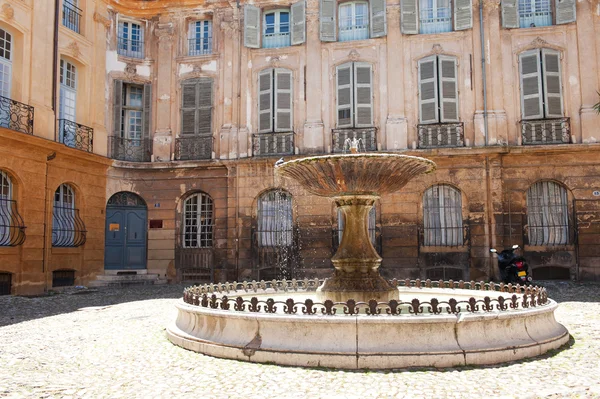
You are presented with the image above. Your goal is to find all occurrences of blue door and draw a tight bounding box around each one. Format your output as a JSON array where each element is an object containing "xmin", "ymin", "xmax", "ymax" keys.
[{"xmin": 105, "ymin": 206, "xmax": 147, "ymax": 270}]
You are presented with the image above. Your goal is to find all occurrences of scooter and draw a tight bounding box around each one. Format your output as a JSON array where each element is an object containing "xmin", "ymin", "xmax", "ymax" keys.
[{"xmin": 490, "ymin": 244, "xmax": 532, "ymax": 284}]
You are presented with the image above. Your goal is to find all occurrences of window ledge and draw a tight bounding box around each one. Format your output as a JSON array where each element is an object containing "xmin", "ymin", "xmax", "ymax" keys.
[
  {"xmin": 116, "ymin": 54, "xmax": 153, "ymax": 65},
  {"xmin": 59, "ymin": 25, "xmax": 92, "ymax": 46},
  {"xmin": 176, "ymin": 53, "xmax": 219, "ymax": 63},
  {"xmin": 404, "ymin": 30, "xmax": 466, "ymax": 41}
]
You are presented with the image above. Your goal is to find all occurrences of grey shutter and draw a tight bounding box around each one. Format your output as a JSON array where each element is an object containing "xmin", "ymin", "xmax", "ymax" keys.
[
  {"xmin": 336, "ymin": 63, "xmax": 353, "ymax": 128},
  {"xmin": 181, "ymin": 81, "xmax": 197, "ymax": 136},
  {"xmin": 244, "ymin": 5, "xmax": 260, "ymax": 48},
  {"xmin": 320, "ymin": 0, "xmax": 336, "ymax": 42},
  {"xmin": 274, "ymin": 69, "xmax": 293, "ymax": 132},
  {"xmin": 401, "ymin": 0, "xmax": 418, "ymax": 35},
  {"xmin": 198, "ymin": 78, "xmax": 213, "ymax": 136},
  {"xmin": 291, "ymin": 1, "xmax": 306, "ymax": 45},
  {"xmin": 354, "ymin": 63, "xmax": 373, "ymax": 127},
  {"xmin": 501, "ymin": 0, "xmax": 519, "ymax": 29},
  {"xmin": 418, "ymin": 56, "xmax": 439, "ymax": 124},
  {"xmin": 556, "ymin": 0, "xmax": 576, "ymax": 25},
  {"xmin": 258, "ymin": 69, "xmax": 273, "ymax": 133},
  {"xmin": 454, "ymin": 0, "xmax": 472, "ymax": 31},
  {"xmin": 142, "ymin": 83, "xmax": 152, "ymax": 138},
  {"xmin": 438, "ymin": 55, "xmax": 459, "ymax": 123},
  {"xmin": 519, "ymin": 50, "xmax": 543, "ymax": 120},
  {"xmin": 541, "ymin": 49, "xmax": 563, "ymax": 118},
  {"xmin": 370, "ymin": 0, "xmax": 387, "ymax": 38},
  {"xmin": 113, "ymin": 80, "xmax": 123, "ymax": 137}
]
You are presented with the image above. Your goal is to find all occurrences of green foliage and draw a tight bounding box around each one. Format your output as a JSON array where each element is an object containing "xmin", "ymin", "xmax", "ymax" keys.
[{"xmin": 595, "ymin": 92, "xmax": 600, "ymax": 114}]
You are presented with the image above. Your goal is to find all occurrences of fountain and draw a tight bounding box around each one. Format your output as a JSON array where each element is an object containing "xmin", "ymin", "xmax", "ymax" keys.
[{"xmin": 167, "ymin": 151, "xmax": 568, "ymax": 369}]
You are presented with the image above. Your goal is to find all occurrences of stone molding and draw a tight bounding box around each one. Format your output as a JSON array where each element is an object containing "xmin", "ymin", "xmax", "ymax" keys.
[
  {"xmin": 93, "ymin": 12, "xmax": 111, "ymax": 29},
  {"xmin": 1, "ymin": 3, "xmax": 14, "ymax": 20}
]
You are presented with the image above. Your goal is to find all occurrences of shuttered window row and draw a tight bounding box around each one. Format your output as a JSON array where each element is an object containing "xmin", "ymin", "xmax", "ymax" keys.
[
  {"xmin": 418, "ymin": 55, "xmax": 459, "ymax": 124},
  {"xmin": 336, "ymin": 62, "xmax": 373, "ymax": 128},
  {"xmin": 321, "ymin": 0, "xmax": 387, "ymax": 42},
  {"xmin": 501, "ymin": 0, "xmax": 576, "ymax": 29},
  {"xmin": 258, "ymin": 68, "xmax": 293, "ymax": 133}
]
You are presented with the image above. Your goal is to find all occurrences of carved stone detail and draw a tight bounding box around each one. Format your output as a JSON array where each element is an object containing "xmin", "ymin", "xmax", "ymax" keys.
[
  {"xmin": 93, "ymin": 12, "xmax": 111, "ymax": 29},
  {"xmin": 269, "ymin": 56, "xmax": 282, "ymax": 68},
  {"xmin": 67, "ymin": 41, "xmax": 80, "ymax": 58},
  {"xmin": 1, "ymin": 3, "xmax": 14, "ymax": 20},
  {"xmin": 125, "ymin": 63, "xmax": 137, "ymax": 79},
  {"xmin": 348, "ymin": 49, "xmax": 360, "ymax": 61},
  {"xmin": 432, "ymin": 44, "xmax": 444, "ymax": 54},
  {"xmin": 155, "ymin": 22, "xmax": 174, "ymax": 43},
  {"xmin": 220, "ymin": 18, "xmax": 240, "ymax": 34}
]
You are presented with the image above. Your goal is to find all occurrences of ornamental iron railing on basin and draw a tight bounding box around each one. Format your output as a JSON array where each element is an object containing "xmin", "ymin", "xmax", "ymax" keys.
[
  {"xmin": 0, "ymin": 199, "xmax": 26, "ymax": 247},
  {"xmin": 109, "ymin": 137, "xmax": 152, "ymax": 162},
  {"xmin": 0, "ymin": 96, "xmax": 34, "ymax": 135},
  {"xmin": 175, "ymin": 136, "xmax": 212, "ymax": 161},
  {"xmin": 59, "ymin": 119, "xmax": 93, "ymax": 153},
  {"xmin": 252, "ymin": 132, "xmax": 294, "ymax": 157},
  {"xmin": 417, "ymin": 122, "xmax": 464, "ymax": 148},
  {"xmin": 332, "ymin": 128, "xmax": 377, "ymax": 153},
  {"xmin": 521, "ymin": 118, "xmax": 570, "ymax": 145},
  {"xmin": 52, "ymin": 206, "xmax": 86, "ymax": 247}
]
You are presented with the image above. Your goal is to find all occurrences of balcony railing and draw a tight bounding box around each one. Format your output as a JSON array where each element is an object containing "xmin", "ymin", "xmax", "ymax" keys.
[
  {"xmin": 109, "ymin": 137, "xmax": 152, "ymax": 162},
  {"xmin": 263, "ymin": 32, "xmax": 291, "ymax": 48},
  {"xmin": 117, "ymin": 37, "xmax": 144, "ymax": 59},
  {"xmin": 252, "ymin": 132, "xmax": 294, "ymax": 157},
  {"xmin": 62, "ymin": 0, "xmax": 82, "ymax": 34},
  {"xmin": 0, "ymin": 199, "xmax": 26, "ymax": 247},
  {"xmin": 59, "ymin": 119, "xmax": 93, "ymax": 153},
  {"xmin": 52, "ymin": 206, "xmax": 86, "ymax": 247},
  {"xmin": 175, "ymin": 136, "xmax": 212, "ymax": 161},
  {"xmin": 188, "ymin": 37, "xmax": 213, "ymax": 56},
  {"xmin": 418, "ymin": 122, "xmax": 464, "ymax": 149},
  {"xmin": 0, "ymin": 96, "xmax": 34, "ymax": 135},
  {"xmin": 338, "ymin": 24, "xmax": 369, "ymax": 42},
  {"xmin": 332, "ymin": 127, "xmax": 377, "ymax": 153},
  {"xmin": 521, "ymin": 118, "xmax": 570, "ymax": 145}
]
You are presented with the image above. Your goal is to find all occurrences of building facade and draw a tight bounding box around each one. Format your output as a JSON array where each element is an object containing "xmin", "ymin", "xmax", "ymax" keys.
[{"xmin": 0, "ymin": 0, "xmax": 599, "ymax": 295}]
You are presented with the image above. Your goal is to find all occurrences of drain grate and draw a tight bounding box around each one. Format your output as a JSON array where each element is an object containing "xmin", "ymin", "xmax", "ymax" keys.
[
  {"xmin": 52, "ymin": 270, "xmax": 75, "ymax": 287},
  {"xmin": 0, "ymin": 273, "xmax": 11, "ymax": 295}
]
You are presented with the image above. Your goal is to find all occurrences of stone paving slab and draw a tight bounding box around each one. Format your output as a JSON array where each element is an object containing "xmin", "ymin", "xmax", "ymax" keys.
[{"xmin": 0, "ymin": 281, "xmax": 599, "ymax": 399}]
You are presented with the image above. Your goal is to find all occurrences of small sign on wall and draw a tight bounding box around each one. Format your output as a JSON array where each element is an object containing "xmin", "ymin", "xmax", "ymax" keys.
[
  {"xmin": 149, "ymin": 220, "xmax": 163, "ymax": 229},
  {"xmin": 593, "ymin": 191, "xmax": 600, "ymax": 197},
  {"xmin": 109, "ymin": 223, "xmax": 120, "ymax": 231}
]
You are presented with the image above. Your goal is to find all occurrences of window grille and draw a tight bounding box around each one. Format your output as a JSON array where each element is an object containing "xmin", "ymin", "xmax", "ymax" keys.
[
  {"xmin": 188, "ymin": 20, "xmax": 212, "ymax": 56},
  {"xmin": 339, "ymin": 2, "xmax": 369, "ymax": 42},
  {"xmin": 62, "ymin": 0, "xmax": 82, "ymax": 34},
  {"xmin": 263, "ymin": 10, "xmax": 291, "ymax": 48},
  {"xmin": 182, "ymin": 193, "xmax": 214, "ymax": 248},
  {"xmin": 257, "ymin": 190, "xmax": 293, "ymax": 247},
  {"xmin": 118, "ymin": 22, "xmax": 144, "ymax": 58},
  {"xmin": 419, "ymin": 0, "xmax": 452, "ymax": 34},
  {"xmin": 526, "ymin": 181, "xmax": 570, "ymax": 246},
  {"xmin": 52, "ymin": 184, "xmax": 86, "ymax": 247},
  {"xmin": 52, "ymin": 270, "xmax": 75, "ymax": 287},
  {"xmin": 423, "ymin": 184, "xmax": 463, "ymax": 246},
  {"xmin": 0, "ymin": 170, "xmax": 25, "ymax": 247}
]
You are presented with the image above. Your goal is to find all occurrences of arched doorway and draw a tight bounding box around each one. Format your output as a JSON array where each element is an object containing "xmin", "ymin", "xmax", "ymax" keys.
[{"xmin": 105, "ymin": 192, "xmax": 147, "ymax": 270}]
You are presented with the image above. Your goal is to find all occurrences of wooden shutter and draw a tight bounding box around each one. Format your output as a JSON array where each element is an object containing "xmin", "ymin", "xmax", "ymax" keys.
[
  {"xmin": 291, "ymin": 1, "xmax": 306, "ymax": 45},
  {"xmin": 181, "ymin": 80, "xmax": 197, "ymax": 136},
  {"xmin": 454, "ymin": 0, "xmax": 472, "ymax": 31},
  {"xmin": 370, "ymin": 0, "xmax": 387, "ymax": 38},
  {"xmin": 320, "ymin": 0, "xmax": 336, "ymax": 42},
  {"xmin": 401, "ymin": 0, "xmax": 418, "ymax": 35},
  {"xmin": 354, "ymin": 63, "xmax": 373, "ymax": 127},
  {"xmin": 113, "ymin": 80, "xmax": 123, "ymax": 137},
  {"xmin": 244, "ymin": 5, "xmax": 260, "ymax": 48},
  {"xmin": 501, "ymin": 0, "xmax": 519, "ymax": 29},
  {"xmin": 438, "ymin": 55, "xmax": 459, "ymax": 123},
  {"xmin": 542, "ymin": 49, "xmax": 563, "ymax": 118},
  {"xmin": 274, "ymin": 69, "xmax": 293, "ymax": 132},
  {"xmin": 258, "ymin": 69, "xmax": 273, "ymax": 133},
  {"xmin": 418, "ymin": 56, "xmax": 439, "ymax": 124},
  {"xmin": 142, "ymin": 83, "xmax": 152, "ymax": 138},
  {"xmin": 197, "ymin": 78, "xmax": 213, "ymax": 136},
  {"xmin": 556, "ymin": 0, "xmax": 576, "ymax": 25},
  {"xmin": 336, "ymin": 63, "xmax": 353, "ymax": 128},
  {"xmin": 519, "ymin": 50, "xmax": 543, "ymax": 120}
]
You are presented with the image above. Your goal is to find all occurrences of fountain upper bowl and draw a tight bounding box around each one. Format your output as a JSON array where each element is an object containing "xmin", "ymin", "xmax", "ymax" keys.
[{"xmin": 276, "ymin": 153, "xmax": 436, "ymax": 197}]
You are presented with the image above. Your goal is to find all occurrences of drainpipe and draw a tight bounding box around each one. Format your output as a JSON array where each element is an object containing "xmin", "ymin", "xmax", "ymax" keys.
[
  {"xmin": 42, "ymin": 152, "xmax": 56, "ymax": 292},
  {"xmin": 52, "ymin": 0, "xmax": 60, "ymax": 141},
  {"xmin": 479, "ymin": 0, "xmax": 488, "ymax": 146}
]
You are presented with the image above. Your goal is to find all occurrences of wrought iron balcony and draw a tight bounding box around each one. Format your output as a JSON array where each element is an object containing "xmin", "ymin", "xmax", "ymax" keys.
[
  {"xmin": 117, "ymin": 37, "xmax": 144, "ymax": 59},
  {"xmin": 62, "ymin": 0, "xmax": 82, "ymax": 34},
  {"xmin": 109, "ymin": 137, "xmax": 152, "ymax": 162},
  {"xmin": 0, "ymin": 95, "xmax": 34, "ymax": 135},
  {"xmin": 0, "ymin": 199, "xmax": 26, "ymax": 247},
  {"xmin": 52, "ymin": 206, "xmax": 86, "ymax": 247},
  {"xmin": 417, "ymin": 122, "xmax": 464, "ymax": 149},
  {"xmin": 521, "ymin": 118, "xmax": 570, "ymax": 145},
  {"xmin": 252, "ymin": 132, "xmax": 294, "ymax": 157},
  {"xmin": 59, "ymin": 119, "xmax": 93, "ymax": 153},
  {"xmin": 188, "ymin": 37, "xmax": 213, "ymax": 56},
  {"xmin": 332, "ymin": 127, "xmax": 377, "ymax": 153},
  {"xmin": 175, "ymin": 136, "xmax": 212, "ymax": 161}
]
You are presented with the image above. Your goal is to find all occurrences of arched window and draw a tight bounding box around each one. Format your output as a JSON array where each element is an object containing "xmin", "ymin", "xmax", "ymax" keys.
[
  {"xmin": 257, "ymin": 190, "xmax": 293, "ymax": 247},
  {"xmin": 527, "ymin": 181, "xmax": 570, "ymax": 246},
  {"xmin": 338, "ymin": 2, "xmax": 369, "ymax": 42},
  {"xmin": 183, "ymin": 192, "xmax": 214, "ymax": 248},
  {"xmin": 52, "ymin": 184, "xmax": 86, "ymax": 247},
  {"xmin": 423, "ymin": 184, "xmax": 463, "ymax": 246}
]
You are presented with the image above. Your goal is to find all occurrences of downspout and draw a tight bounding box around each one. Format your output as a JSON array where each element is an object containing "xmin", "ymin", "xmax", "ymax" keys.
[
  {"xmin": 235, "ymin": 0, "xmax": 242, "ymax": 280},
  {"xmin": 52, "ymin": 0, "xmax": 60, "ymax": 141},
  {"xmin": 479, "ymin": 0, "xmax": 488, "ymax": 145}
]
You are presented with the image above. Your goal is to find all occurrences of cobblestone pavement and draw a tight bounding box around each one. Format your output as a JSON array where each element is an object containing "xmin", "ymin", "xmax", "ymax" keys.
[{"xmin": 1, "ymin": 281, "xmax": 599, "ymax": 399}]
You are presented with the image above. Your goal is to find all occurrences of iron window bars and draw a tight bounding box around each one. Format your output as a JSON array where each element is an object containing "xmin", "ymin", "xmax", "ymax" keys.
[
  {"xmin": 59, "ymin": 119, "xmax": 93, "ymax": 153},
  {"xmin": 188, "ymin": 36, "xmax": 213, "ymax": 56},
  {"xmin": 62, "ymin": 0, "xmax": 82, "ymax": 34},
  {"xmin": 181, "ymin": 193, "xmax": 214, "ymax": 248},
  {"xmin": 0, "ymin": 199, "xmax": 26, "ymax": 246},
  {"xmin": 117, "ymin": 37, "xmax": 144, "ymax": 59},
  {"xmin": 52, "ymin": 206, "xmax": 87, "ymax": 247},
  {"xmin": 0, "ymin": 95, "xmax": 34, "ymax": 135}
]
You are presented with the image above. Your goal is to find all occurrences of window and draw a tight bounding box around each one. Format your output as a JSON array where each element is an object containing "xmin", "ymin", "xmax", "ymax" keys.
[
  {"xmin": 337, "ymin": 206, "xmax": 376, "ymax": 245},
  {"xmin": 183, "ymin": 193, "xmax": 214, "ymax": 248},
  {"xmin": 0, "ymin": 170, "xmax": 12, "ymax": 246},
  {"xmin": 244, "ymin": 2, "xmax": 305, "ymax": 48},
  {"xmin": 257, "ymin": 190, "xmax": 293, "ymax": 247},
  {"xmin": 339, "ymin": 2, "xmax": 369, "ymax": 42},
  {"xmin": 63, "ymin": 0, "xmax": 82, "ymax": 34},
  {"xmin": 188, "ymin": 20, "xmax": 212, "ymax": 56},
  {"xmin": 501, "ymin": 0, "xmax": 576, "ymax": 29},
  {"xmin": 118, "ymin": 21, "xmax": 144, "ymax": 58},
  {"xmin": 113, "ymin": 81, "xmax": 151, "ymax": 141},
  {"xmin": 527, "ymin": 181, "xmax": 570, "ymax": 246},
  {"xmin": 0, "ymin": 28, "xmax": 12, "ymax": 99},
  {"xmin": 320, "ymin": 0, "xmax": 386, "ymax": 41},
  {"xmin": 519, "ymin": 49, "xmax": 563, "ymax": 120},
  {"xmin": 336, "ymin": 62, "xmax": 372, "ymax": 128},
  {"xmin": 423, "ymin": 185, "xmax": 463, "ymax": 246},
  {"xmin": 401, "ymin": 0, "xmax": 472, "ymax": 34},
  {"xmin": 418, "ymin": 55, "xmax": 459, "ymax": 124},
  {"xmin": 52, "ymin": 184, "xmax": 86, "ymax": 247},
  {"xmin": 178, "ymin": 78, "xmax": 213, "ymax": 160},
  {"xmin": 59, "ymin": 59, "xmax": 77, "ymax": 147},
  {"xmin": 258, "ymin": 68, "xmax": 293, "ymax": 133}
]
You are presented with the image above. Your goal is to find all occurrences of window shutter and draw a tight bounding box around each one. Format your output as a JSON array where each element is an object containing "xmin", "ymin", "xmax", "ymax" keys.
[
  {"xmin": 354, "ymin": 63, "xmax": 373, "ymax": 127},
  {"xmin": 541, "ymin": 49, "xmax": 563, "ymax": 118},
  {"xmin": 291, "ymin": 1, "xmax": 306, "ymax": 45},
  {"xmin": 274, "ymin": 69, "xmax": 293, "ymax": 132},
  {"xmin": 519, "ymin": 50, "xmax": 543, "ymax": 120},
  {"xmin": 454, "ymin": 0, "xmax": 472, "ymax": 31},
  {"xmin": 198, "ymin": 77, "xmax": 213, "ymax": 136},
  {"xmin": 501, "ymin": 0, "xmax": 519, "ymax": 29},
  {"xmin": 244, "ymin": 5, "xmax": 261, "ymax": 48},
  {"xmin": 320, "ymin": 0, "xmax": 336, "ymax": 42},
  {"xmin": 400, "ymin": 0, "xmax": 418, "ymax": 35},
  {"xmin": 142, "ymin": 83, "xmax": 152, "ymax": 138},
  {"xmin": 113, "ymin": 80, "xmax": 123, "ymax": 137},
  {"xmin": 438, "ymin": 55, "xmax": 459, "ymax": 123},
  {"xmin": 181, "ymin": 81, "xmax": 197, "ymax": 136},
  {"xmin": 556, "ymin": 0, "xmax": 576, "ymax": 25},
  {"xmin": 258, "ymin": 69, "xmax": 273, "ymax": 133},
  {"xmin": 370, "ymin": 0, "xmax": 387, "ymax": 38},
  {"xmin": 418, "ymin": 56, "xmax": 439, "ymax": 124},
  {"xmin": 336, "ymin": 63, "xmax": 353, "ymax": 128}
]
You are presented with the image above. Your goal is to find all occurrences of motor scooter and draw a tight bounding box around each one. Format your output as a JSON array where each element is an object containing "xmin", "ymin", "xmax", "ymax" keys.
[{"xmin": 490, "ymin": 244, "xmax": 532, "ymax": 284}]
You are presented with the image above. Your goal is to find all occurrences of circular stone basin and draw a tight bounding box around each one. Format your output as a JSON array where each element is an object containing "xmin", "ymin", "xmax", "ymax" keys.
[{"xmin": 167, "ymin": 280, "xmax": 569, "ymax": 370}]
